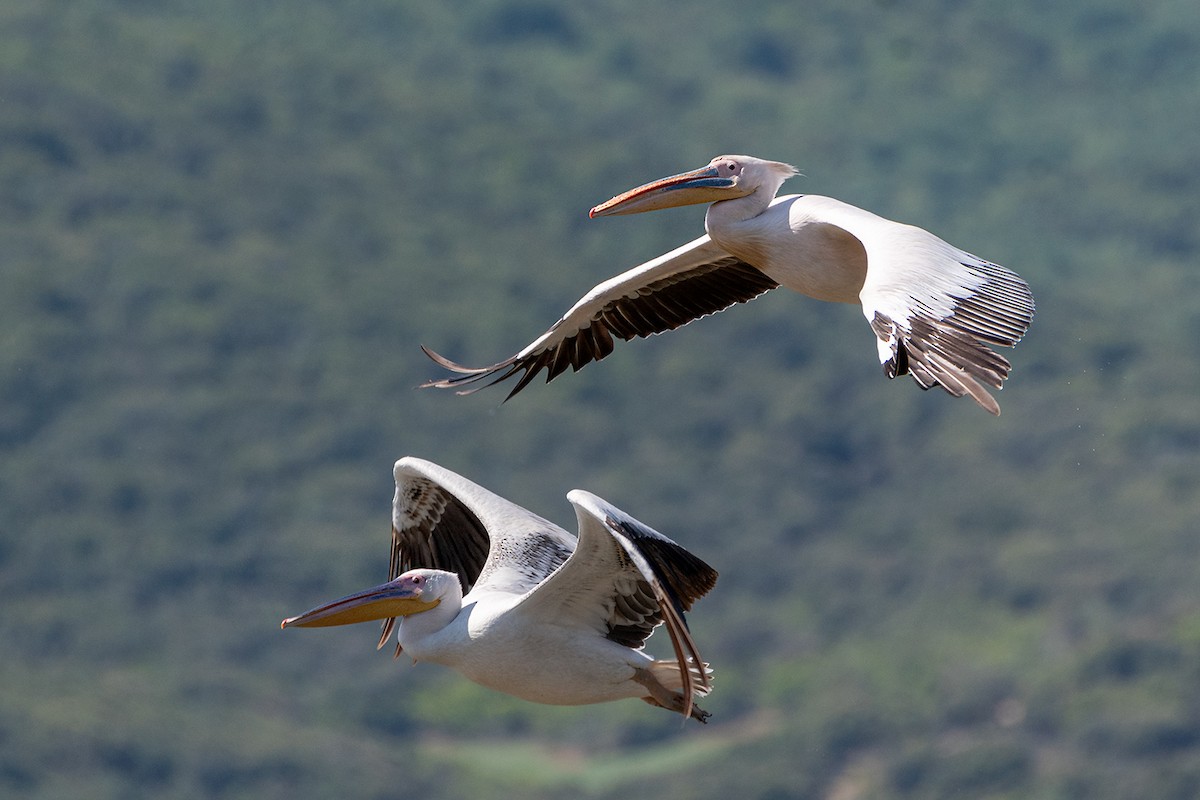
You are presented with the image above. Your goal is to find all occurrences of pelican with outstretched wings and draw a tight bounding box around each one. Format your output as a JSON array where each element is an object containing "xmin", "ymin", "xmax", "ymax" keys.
[
  {"xmin": 422, "ymin": 155, "xmax": 1035, "ymax": 414},
  {"xmin": 282, "ymin": 457, "xmax": 718, "ymax": 722}
]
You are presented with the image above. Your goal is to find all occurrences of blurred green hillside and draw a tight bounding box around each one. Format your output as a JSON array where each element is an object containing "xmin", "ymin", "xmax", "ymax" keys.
[{"xmin": 3, "ymin": 0, "xmax": 1199, "ymax": 797}]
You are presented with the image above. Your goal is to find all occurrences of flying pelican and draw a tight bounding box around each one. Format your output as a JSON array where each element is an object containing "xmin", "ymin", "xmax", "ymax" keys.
[
  {"xmin": 281, "ymin": 457, "xmax": 718, "ymax": 723},
  {"xmin": 421, "ymin": 155, "xmax": 1035, "ymax": 414}
]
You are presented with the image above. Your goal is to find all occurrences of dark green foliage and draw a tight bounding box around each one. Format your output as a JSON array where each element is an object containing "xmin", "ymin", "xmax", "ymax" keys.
[{"xmin": 3, "ymin": 0, "xmax": 1200, "ymax": 797}]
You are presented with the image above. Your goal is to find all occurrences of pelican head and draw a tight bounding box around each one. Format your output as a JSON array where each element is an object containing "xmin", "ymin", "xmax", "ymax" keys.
[
  {"xmin": 281, "ymin": 569, "xmax": 449, "ymax": 629},
  {"xmin": 589, "ymin": 154, "xmax": 798, "ymax": 218}
]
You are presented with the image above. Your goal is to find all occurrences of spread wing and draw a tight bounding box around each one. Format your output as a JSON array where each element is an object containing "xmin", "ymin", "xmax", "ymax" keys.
[
  {"xmin": 380, "ymin": 457, "xmax": 576, "ymax": 651},
  {"xmin": 866, "ymin": 255, "xmax": 1034, "ymax": 415},
  {"xmin": 517, "ymin": 490, "xmax": 718, "ymax": 718},
  {"xmin": 420, "ymin": 235, "xmax": 779, "ymax": 399},
  {"xmin": 799, "ymin": 196, "xmax": 1034, "ymax": 415}
]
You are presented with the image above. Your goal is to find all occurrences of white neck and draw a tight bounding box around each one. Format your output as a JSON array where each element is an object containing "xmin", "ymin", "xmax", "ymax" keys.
[
  {"xmin": 396, "ymin": 580, "xmax": 465, "ymax": 663},
  {"xmin": 704, "ymin": 186, "xmax": 775, "ymax": 231}
]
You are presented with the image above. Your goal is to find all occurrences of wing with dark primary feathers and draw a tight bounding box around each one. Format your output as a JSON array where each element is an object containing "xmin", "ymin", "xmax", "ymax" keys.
[
  {"xmin": 868, "ymin": 258, "xmax": 1035, "ymax": 416},
  {"xmin": 421, "ymin": 235, "xmax": 779, "ymax": 399},
  {"xmin": 518, "ymin": 490, "xmax": 718, "ymax": 720},
  {"xmin": 378, "ymin": 458, "xmax": 576, "ymax": 652}
]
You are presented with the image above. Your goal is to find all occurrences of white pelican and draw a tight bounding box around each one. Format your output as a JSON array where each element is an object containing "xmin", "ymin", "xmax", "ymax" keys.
[
  {"xmin": 282, "ymin": 457, "xmax": 718, "ymax": 723},
  {"xmin": 422, "ymin": 155, "xmax": 1035, "ymax": 414}
]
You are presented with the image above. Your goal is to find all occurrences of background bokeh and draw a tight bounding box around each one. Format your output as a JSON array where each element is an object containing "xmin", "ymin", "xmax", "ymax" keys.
[{"xmin": 4, "ymin": 1, "xmax": 1200, "ymax": 797}]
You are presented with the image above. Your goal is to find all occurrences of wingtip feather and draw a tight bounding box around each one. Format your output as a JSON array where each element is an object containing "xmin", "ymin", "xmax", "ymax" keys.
[{"xmin": 420, "ymin": 344, "xmax": 493, "ymax": 375}]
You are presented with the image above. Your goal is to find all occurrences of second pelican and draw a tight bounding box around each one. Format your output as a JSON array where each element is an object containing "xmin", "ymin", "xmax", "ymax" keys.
[{"xmin": 282, "ymin": 457, "xmax": 718, "ymax": 722}]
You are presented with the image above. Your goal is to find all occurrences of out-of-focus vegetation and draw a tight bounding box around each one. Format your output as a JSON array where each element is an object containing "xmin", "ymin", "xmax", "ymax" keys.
[{"xmin": 3, "ymin": 0, "xmax": 1199, "ymax": 797}]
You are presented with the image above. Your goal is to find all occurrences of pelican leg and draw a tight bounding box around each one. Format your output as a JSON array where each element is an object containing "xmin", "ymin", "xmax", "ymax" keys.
[{"xmin": 632, "ymin": 667, "xmax": 711, "ymax": 723}]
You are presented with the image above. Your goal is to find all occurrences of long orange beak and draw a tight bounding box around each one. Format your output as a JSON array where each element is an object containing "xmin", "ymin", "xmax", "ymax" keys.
[
  {"xmin": 589, "ymin": 163, "xmax": 748, "ymax": 217},
  {"xmin": 281, "ymin": 579, "xmax": 440, "ymax": 629}
]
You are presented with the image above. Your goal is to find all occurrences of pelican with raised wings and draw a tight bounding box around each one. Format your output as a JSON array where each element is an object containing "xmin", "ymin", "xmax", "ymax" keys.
[
  {"xmin": 282, "ymin": 457, "xmax": 718, "ymax": 722},
  {"xmin": 422, "ymin": 155, "xmax": 1035, "ymax": 414}
]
